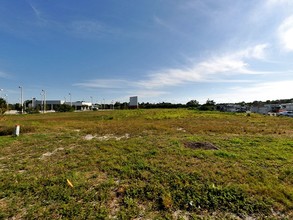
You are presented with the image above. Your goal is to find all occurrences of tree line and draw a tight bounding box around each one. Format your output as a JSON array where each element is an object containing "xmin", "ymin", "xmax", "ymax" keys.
[{"xmin": 1, "ymin": 97, "xmax": 292, "ymax": 114}]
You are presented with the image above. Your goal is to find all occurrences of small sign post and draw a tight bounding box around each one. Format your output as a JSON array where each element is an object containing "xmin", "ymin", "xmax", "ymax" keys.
[{"xmin": 14, "ymin": 125, "xmax": 20, "ymax": 137}]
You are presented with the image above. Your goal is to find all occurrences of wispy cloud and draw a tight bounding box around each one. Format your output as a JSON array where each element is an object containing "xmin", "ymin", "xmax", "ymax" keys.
[
  {"xmin": 278, "ymin": 15, "xmax": 293, "ymax": 51},
  {"xmin": 237, "ymin": 44, "xmax": 269, "ymax": 60},
  {"xmin": 27, "ymin": 0, "xmax": 49, "ymax": 26},
  {"xmin": 153, "ymin": 16, "xmax": 176, "ymax": 32},
  {"xmin": 70, "ymin": 21, "xmax": 103, "ymax": 34},
  {"xmin": 127, "ymin": 90, "xmax": 169, "ymax": 98},
  {"xmin": 0, "ymin": 71, "xmax": 10, "ymax": 79},
  {"xmin": 68, "ymin": 20, "xmax": 119, "ymax": 39},
  {"xmin": 28, "ymin": 2, "xmax": 42, "ymax": 19},
  {"xmin": 73, "ymin": 79, "xmax": 132, "ymax": 89}
]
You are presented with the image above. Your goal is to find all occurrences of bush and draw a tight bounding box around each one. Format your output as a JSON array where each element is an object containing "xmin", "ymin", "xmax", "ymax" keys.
[
  {"xmin": 25, "ymin": 108, "xmax": 40, "ymax": 114},
  {"xmin": 0, "ymin": 98, "xmax": 7, "ymax": 115},
  {"xmin": 56, "ymin": 104, "xmax": 74, "ymax": 112}
]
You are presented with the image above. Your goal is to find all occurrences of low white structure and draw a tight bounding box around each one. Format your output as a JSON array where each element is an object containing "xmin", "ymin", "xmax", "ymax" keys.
[
  {"xmin": 32, "ymin": 99, "xmax": 92, "ymax": 111},
  {"xmin": 68, "ymin": 101, "xmax": 93, "ymax": 111}
]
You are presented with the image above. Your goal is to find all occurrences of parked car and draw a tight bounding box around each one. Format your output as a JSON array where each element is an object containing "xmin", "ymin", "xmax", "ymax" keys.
[{"xmin": 277, "ymin": 111, "xmax": 293, "ymax": 117}]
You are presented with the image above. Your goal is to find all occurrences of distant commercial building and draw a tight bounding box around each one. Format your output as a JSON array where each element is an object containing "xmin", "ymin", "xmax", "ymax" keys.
[
  {"xmin": 70, "ymin": 101, "xmax": 93, "ymax": 111},
  {"xmin": 129, "ymin": 96, "xmax": 138, "ymax": 109},
  {"xmin": 32, "ymin": 99, "xmax": 65, "ymax": 111},
  {"xmin": 32, "ymin": 98, "xmax": 92, "ymax": 111}
]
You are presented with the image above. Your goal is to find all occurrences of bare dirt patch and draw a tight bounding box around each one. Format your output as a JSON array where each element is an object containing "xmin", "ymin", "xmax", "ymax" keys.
[
  {"xmin": 84, "ymin": 134, "xmax": 96, "ymax": 140},
  {"xmin": 177, "ymin": 127, "xmax": 186, "ymax": 132},
  {"xmin": 184, "ymin": 142, "xmax": 219, "ymax": 150},
  {"xmin": 39, "ymin": 147, "xmax": 64, "ymax": 159},
  {"xmin": 84, "ymin": 134, "xmax": 130, "ymax": 141}
]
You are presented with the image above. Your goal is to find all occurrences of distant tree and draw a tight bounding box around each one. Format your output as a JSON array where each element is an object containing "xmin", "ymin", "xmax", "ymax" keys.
[
  {"xmin": 14, "ymin": 103, "xmax": 22, "ymax": 112},
  {"xmin": 25, "ymin": 107, "xmax": 40, "ymax": 114},
  {"xmin": 205, "ymin": 99, "xmax": 215, "ymax": 106},
  {"xmin": 252, "ymin": 100, "xmax": 263, "ymax": 107},
  {"xmin": 121, "ymin": 102, "xmax": 129, "ymax": 109},
  {"xmin": 199, "ymin": 99, "xmax": 216, "ymax": 111},
  {"xmin": 186, "ymin": 100, "xmax": 199, "ymax": 108},
  {"xmin": 0, "ymin": 98, "xmax": 7, "ymax": 115},
  {"xmin": 114, "ymin": 102, "xmax": 121, "ymax": 109},
  {"xmin": 24, "ymin": 100, "xmax": 32, "ymax": 109},
  {"xmin": 236, "ymin": 101, "xmax": 246, "ymax": 106}
]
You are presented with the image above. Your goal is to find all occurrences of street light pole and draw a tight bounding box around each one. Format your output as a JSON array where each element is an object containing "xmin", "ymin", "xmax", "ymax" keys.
[
  {"xmin": 19, "ymin": 86, "xmax": 23, "ymax": 114},
  {"xmin": 90, "ymin": 96, "xmax": 93, "ymax": 110},
  {"xmin": 5, "ymin": 94, "xmax": 8, "ymax": 110},
  {"xmin": 42, "ymin": 89, "xmax": 46, "ymax": 113},
  {"xmin": 69, "ymin": 93, "xmax": 72, "ymax": 106}
]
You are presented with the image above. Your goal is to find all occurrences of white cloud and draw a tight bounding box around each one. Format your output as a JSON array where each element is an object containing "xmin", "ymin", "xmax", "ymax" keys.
[
  {"xmin": 211, "ymin": 80, "xmax": 293, "ymax": 103},
  {"xmin": 238, "ymin": 44, "xmax": 269, "ymax": 60},
  {"xmin": 138, "ymin": 44, "xmax": 269, "ymax": 89},
  {"xmin": 266, "ymin": 0, "xmax": 290, "ymax": 6},
  {"xmin": 74, "ymin": 44, "xmax": 269, "ymax": 95},
  {"xmin": 278, "ymin": 15, "xmax": 293, "ymax": 51},
  {"xmin": 74, "ymin": 45, "xmax": 272, "ymax": 101}
]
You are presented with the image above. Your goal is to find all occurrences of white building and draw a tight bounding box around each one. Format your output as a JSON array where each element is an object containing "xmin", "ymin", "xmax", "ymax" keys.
[
  {"xmin": 68, "ymin": 101, "xmax": 93, "ymax": 111},
  {"xmin": 32, "ymin": 99, "xmax": 92, "ymax": 111}
]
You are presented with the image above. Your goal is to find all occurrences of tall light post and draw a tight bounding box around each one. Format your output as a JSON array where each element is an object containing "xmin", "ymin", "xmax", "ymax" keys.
[
  {"xmin": 19, "ymin": 86, "xmax": 23, "ymax": 114},
  {"xmin": 69, "ymin": 93, "xmax": 72, "ymax": 106},
  {"xmin": 41, "ymin": 89, "xmax": 46, "ymax": 113},
  {"xmin": 90, "ymin": 96, "xmax": 93, "ymax": 110},
  {"xmin": 4, "ymin": 94, "xmax": 8, "ymax": 110}
]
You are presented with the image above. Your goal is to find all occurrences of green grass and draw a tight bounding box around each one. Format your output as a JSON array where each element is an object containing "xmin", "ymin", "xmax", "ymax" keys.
[{"xmin": 0, "ymin": 109, "xmax": 293, "ymax": 219}]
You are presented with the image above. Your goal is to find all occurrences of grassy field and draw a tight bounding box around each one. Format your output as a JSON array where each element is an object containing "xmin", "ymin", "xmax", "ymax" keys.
[{"xmin": 0, "ymin": 109, "xmax": 292, "ymax": 219}]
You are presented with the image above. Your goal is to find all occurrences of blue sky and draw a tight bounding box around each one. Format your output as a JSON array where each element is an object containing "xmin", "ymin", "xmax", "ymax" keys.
[{"xmin": 0, "ymin": 0, "xmax": 293, "ymax": 104}]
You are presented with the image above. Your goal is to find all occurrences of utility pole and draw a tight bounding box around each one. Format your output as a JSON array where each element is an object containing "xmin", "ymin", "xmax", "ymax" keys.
[
  {"xmin": 69, "ymin": 93, "xmax": 72, "ymax": 106},
  {"xmin": 42, "ymin": 89, "xmax": 46, "ymax": 113},
  {"xmin": 90, "ymin": 96, "xmax": 93, "ymax": 110},
  {"xmin": 19, "ymin": 86, "xmax": 23, "ymax": 114},
  {"xmin": 5, "ymin": 94, "xmax": 8, "ymax": 110}
]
